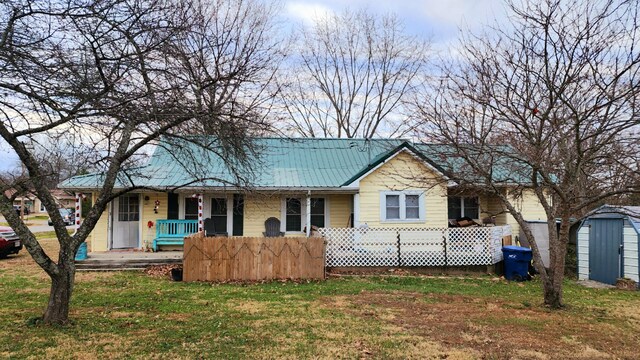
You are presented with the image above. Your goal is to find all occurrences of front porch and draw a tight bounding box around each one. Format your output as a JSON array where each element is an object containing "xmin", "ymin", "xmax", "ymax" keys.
[{"xmin": 92, "ymin": 189, "xmax": 515, "ymax": 253}]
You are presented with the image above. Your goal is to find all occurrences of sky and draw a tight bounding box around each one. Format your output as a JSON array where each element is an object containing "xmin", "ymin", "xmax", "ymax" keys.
[
  {"xmin": 0, "ymin": 0, "xmax": 507, "ymax": 173},
  {"xmin": 283, "ymin": 0, "xmax": 506, "ymax": 48}
]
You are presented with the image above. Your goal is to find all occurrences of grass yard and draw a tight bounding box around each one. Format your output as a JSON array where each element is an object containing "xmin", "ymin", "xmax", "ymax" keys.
[
  {"xmin": 28, "ymin": 215, "xmax": 51, "ymax": 221},
  {"xmin": 1, "ymin": 238, "xmax": 639, "ymax": 359},
  {"xmin": 0, "ymin": 222, "xmax": 34, "ymax": 226}
]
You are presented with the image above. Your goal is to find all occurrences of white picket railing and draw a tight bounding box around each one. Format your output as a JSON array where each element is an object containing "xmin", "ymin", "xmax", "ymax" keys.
[{"xmin": 318, "ymin": 225, "xmax": 510, "ymax": 267}]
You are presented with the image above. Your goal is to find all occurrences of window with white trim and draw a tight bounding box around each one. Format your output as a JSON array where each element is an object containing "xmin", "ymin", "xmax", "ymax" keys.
[
  {"xmin": 210, "ymin": 198, "xmax": 227, "ymax": 233},
  {"xmin": 184, "ymin": 197, "xmax": 199, "ymax": 220},
  {"xmin": 285, "ymin": 198, "xmax": 302, "ymax": 232},
  {"xmin": 283, "ymin": 197, "xmax": 328, "ymax": 232},
  {"xmin": 380, "ymin": 191, "xmax": 424, "ymax": 221},
  {"xmin": 448, "ymin": 196, "xmax": 479, "ymax": 219}
]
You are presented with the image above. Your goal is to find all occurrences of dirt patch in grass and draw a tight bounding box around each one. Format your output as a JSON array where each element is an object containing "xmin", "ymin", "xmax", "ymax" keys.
[
  {"xmin": 75, "ymin": 271, "xmax": 118, "ymax": 282},
  {"xmin": 232, "ymin": 300, "xmax": 270, "ymax": 314},
  {"xmin": 323, "ymin": 291, "xmax": 639, "ymax": 359}
]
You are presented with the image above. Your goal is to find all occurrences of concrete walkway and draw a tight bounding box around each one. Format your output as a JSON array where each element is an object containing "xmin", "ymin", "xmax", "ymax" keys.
[
  {"xmin": 76, "ymin": 251, "xmax": 183, "ymax": 271},
  {"xmin": 576, "ymin": 280, "xmax": 616, "ymax": 289}
]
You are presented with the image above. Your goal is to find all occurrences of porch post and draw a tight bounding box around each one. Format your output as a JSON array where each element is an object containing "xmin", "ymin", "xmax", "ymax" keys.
[
  {"xmin": 75, "ymin": 193, "xmax": 82, "ymax": 233},
  {"xmin": 353, "ymin": 193, "xmax": 360, "ymax": 227},
  {"xmin": 197, "ymin": 193, "xmax": 204, "ymax": 233},
  {"xmin": 306, "ymin": 191, "xmax": 311, "ymax": 237}
]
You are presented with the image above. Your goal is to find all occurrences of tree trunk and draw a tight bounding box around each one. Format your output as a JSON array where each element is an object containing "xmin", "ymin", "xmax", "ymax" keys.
[
  {"xmin": 42, "ymin": 260, "xmax": 75, "ymax": 325},
  {"xmin": 542, "ymin": 214, "xmax": 571, "ymax": 309},
  {"xmin": 543, "ymin": 280, "xmax": 563, "ymax": 308}
]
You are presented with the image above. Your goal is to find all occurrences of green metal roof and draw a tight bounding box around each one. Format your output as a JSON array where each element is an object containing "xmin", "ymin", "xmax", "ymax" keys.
[{"xmin": 59, "ymin": 137, "xmax": 530, "ymax": 190}]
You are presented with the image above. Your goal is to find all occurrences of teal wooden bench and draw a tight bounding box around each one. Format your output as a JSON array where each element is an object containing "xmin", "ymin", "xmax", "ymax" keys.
[{"xmin": 153, "ymin": 219, "xmax": 199, "ymax": 251}]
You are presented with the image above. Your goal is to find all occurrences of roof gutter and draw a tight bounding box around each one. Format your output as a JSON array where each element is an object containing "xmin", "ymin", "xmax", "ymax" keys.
[{"xmin": 59, "ymin": 186, "xmax": 360, "ymax": 194}]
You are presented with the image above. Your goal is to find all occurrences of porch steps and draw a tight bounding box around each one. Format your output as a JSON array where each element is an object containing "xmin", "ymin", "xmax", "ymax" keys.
[{"xmin": 75, "ymin": 258, "xmax": 181, "ymax": 271}]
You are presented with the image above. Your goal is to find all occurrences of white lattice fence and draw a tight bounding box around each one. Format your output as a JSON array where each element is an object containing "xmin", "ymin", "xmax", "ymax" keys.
[
  {"xmin": 319, "ymin": 225, "xmax": 510, "ymax": 267},
  {"xmin": 447, "ymin": 227, "xmax": 491, "ymax": 266},
  {"xmin": 491, "ymin": 227, "xmax": 507, "ymax": 263},
  {"xmin": 397, "ymin": 229, "xmax": 446, "ymax": 266}
]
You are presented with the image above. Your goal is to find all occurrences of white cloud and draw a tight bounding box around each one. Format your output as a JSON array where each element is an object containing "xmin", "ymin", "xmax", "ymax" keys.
[
  {"xmin": 420, "ymin": 0, "xmax": 504, "ymax": 31},
  {"xmin": 285, "ymin": 1, "xmax": 334, "ymax": 26}
]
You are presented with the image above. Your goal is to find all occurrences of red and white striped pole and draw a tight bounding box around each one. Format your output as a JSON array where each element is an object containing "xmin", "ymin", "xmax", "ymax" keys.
[
  {"xmin": 75, "ymin": 193, "xmax": 82, "ymax": 233},
  {"xmin": 197, "ymin": 193, "xmax": 203, "ymax": 233}
]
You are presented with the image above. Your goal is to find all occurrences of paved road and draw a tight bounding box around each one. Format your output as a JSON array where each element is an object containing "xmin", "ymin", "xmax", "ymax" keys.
[{"xmin": 0, "ymin": 216, "xmax": 74, "ymax": 233}]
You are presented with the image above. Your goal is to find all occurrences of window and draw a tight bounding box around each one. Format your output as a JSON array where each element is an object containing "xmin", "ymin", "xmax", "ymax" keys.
[
  {"xmin": 184, "ymin": 197, "xmax": 199, "ymax": 220},
  {"xmin": 285, "ymin": 198, "xmax": 302, "ymax": 232},
  {"xmin": 447, "ymin": 197, "xmax": 462, "ymax": 219},
  {"xmin": 381, "ymin": 192, "xmax": 424, "ymax": 221},
  {"xmin": 118, "ymin": 195, "xmax": 139, "ymax": 222},
  {"xmin": 211, "ymin": 198, "xmax": 227, "ymax": 233},
  {"xmin": 448, "ymin": 197, "xmax": 479, "ymax": 219},
  {"xmin": 386, "ymin": 195, "xmax": 400, "ymax": 219},
  {"xmin": 405, "ymin": 195, "xmax": 420, "ymax": 219},
  {"xmin": 310, "ymin": 198, "xmax": 325, "ymax": 228},
  {"xmin": 283, "ymin": 197, "xmax": 328, "ymax": 232}
]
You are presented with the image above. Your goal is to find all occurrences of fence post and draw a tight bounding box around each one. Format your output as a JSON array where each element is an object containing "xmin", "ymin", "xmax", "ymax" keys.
[
  {"xmin": 396, "ymin": 230, "xmax": 401, "ymax": 267},
  {"xmin": 487, "ymin": 228, "xmax": 493, "ymax": 265},
  {"xmin": 443, "ymin": 229, "xmax": 448, "ymax": 267}
]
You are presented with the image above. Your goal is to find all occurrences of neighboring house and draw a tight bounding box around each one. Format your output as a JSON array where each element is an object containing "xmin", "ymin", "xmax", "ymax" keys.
[
  {"xmin": 5, "ymin": 189, "xmax": 75, "ymax": 214},
  {"xmin": 59, "ymin": 138, "xmax": 548, "ymax": 252},
  {"xmin": 577, "ymin": 205, "xmax": 640, "ymax": 285}
]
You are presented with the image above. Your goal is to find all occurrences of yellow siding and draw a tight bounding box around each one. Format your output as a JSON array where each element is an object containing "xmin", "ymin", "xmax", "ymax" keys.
[
  {"xmin": 328, "ymin": 194, "xmax": 352, "ymax": 228},
  {"xmin": 91, "ymin": 192, "xmax": 109, "ymax": 252},
  {"xmin": 141, "ymin": 192, "xmax": 168, "ymax": 250},
  {"xmin": 358, "ymin": 151, "xmax": 448, "ymax": 227},
  {"xmin": 479, "ymin": 193, "xmax": 508, "ymax": 225},
  {"xmin": 505, "ymin": 189, "xmax": 549, "ymax": 237},
  {"xmin": 243, "ymin": 194, "xmax": 282, "ymax": 237}
]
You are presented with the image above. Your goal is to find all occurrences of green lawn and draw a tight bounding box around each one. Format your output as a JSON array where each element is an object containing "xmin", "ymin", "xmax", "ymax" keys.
[
  {"xmin": 1, "ymin": 239, "xmax": 638, "ymax": 359},
  {"xmin": 0, "ymin": 222, "xmax": 34, "ymax": 227},
  {"xmin": 33, "ymin": 229, "xmax": 74, "ymax": 240},
  {"xmin": 29, "ymin": 215, "xmax": 50, "ymax": 220}
]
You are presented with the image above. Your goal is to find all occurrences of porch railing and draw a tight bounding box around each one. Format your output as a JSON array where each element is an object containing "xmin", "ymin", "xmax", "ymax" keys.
[
  {"xmin": 156, "ymin": 219, "xmax": 199, "ymax": 239},
  {"xmin": 318, "ymin": 225, "xmax": 510, "ymax": 267}
]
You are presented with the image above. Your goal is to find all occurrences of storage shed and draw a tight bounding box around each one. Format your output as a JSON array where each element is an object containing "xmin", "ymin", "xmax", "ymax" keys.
[{"xmin": 577, "ymin": 205, "xmax": 640, "ymax": 286}]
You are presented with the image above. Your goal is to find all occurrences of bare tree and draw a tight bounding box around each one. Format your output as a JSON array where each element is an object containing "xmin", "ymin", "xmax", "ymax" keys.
[
  {"xmin": 0, "ymin": 0, "xmax": 284, "ymax": 324},
  {"xmin": 415, "ymin": 0, "xmax": 640, "ymax": 308},
  {"xmin": 279, "ymin": 9, "xmax": 429, "ymax": 138}
]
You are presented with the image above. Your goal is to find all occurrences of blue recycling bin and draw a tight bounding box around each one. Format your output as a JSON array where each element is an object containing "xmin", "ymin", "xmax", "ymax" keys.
[
  {"xmin": 502, "ymin": 245, "xmax": 532, "ymax": 281},
  {"xmin": 75, "ymin": 242, "xmax": 88, "ymax": 261}
]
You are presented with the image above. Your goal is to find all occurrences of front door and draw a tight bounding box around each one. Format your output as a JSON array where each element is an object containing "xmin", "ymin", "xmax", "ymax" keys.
[
  {"xmin": 589, "ymin": 219, "xmax": 623, "ymax": 285},
  {"xmin": 112, "ymin": 194, "xmax": 140, "ymax": 249}
]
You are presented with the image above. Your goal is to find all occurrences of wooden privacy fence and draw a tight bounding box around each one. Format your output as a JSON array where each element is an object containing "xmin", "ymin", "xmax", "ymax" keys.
[{"xmin": 183, "ymin": 234, "xmax": 326, "ymax": 282}]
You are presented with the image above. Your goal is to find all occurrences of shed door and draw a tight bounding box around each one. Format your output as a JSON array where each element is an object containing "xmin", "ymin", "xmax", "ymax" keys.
[{"xmin": 589, "ymin": 219, "xmax": 623, "ymax": 285}]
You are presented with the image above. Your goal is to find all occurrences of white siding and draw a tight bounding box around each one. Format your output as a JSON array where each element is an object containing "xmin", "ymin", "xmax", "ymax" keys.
[
  {"xmin": 577, "ymin": 225, "xmax": 590, "ymax": 280},
  {"xmin": 623, "ymin": 226, "xmax": 639, "ymax": 282}
]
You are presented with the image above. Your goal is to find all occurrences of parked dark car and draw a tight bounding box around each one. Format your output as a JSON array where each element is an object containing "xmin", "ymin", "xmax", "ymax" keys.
[
  {"xmin": 48, "ymin": 208, "xmax": 75, "ymax": 226},
  {"xmin": 0, "ymin": 226, "xmax": 22, "ymax": 258},
  {"xmin": 13, "ymin": 205, "xmax": 30, "ymax": 216}
]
